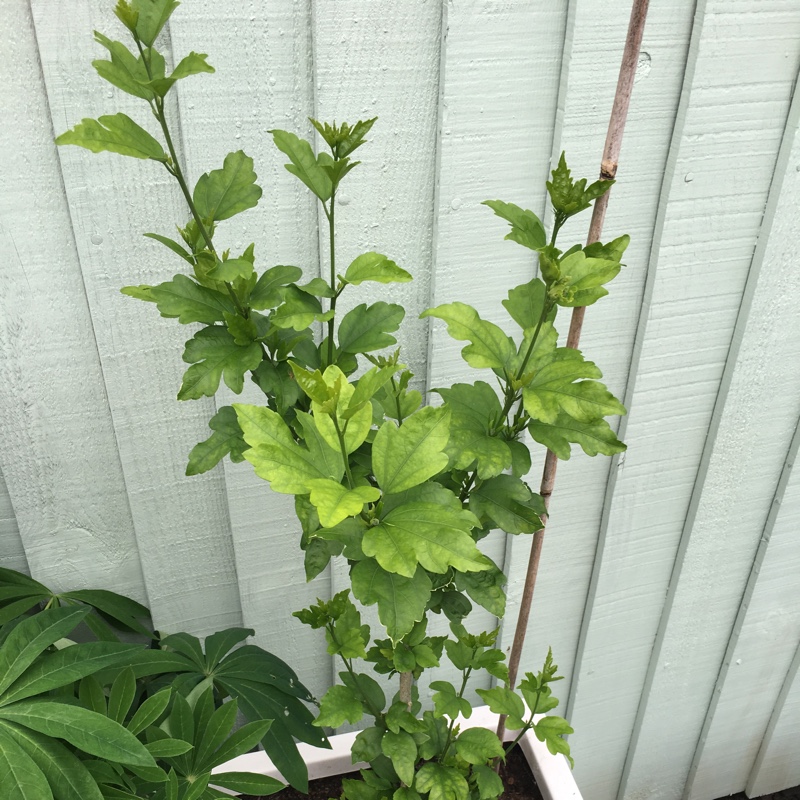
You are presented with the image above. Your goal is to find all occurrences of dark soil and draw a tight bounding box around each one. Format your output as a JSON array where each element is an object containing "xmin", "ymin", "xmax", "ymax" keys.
[
  {"xmin": 716, "ymin": 789, "xmax": 800, "ymax": 800},
  {"xmin": 242, "ymin": 748, "xmax": 543, "ymax": 800}
]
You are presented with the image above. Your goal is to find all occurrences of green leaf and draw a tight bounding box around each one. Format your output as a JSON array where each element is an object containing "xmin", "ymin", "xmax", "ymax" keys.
[
  {"xmin": 328, "ymin": 602, "xmax": 368, "ymax": 661},
  {"xmin": 308, "ymin": 480, "xmax": 380, "ymax": 528},
  {"xmin": 469, "ymin": 475, "xmax": 544, "ymax": 535},
  {"xmin": 474, "ymin": 688, "xmax": 525, "ymax": 730},
  {"xmin": 364, "ymin": 502, "xmax": 488, "ymax": 579},
  {"xmin": 454, "ymin": 728, "xmax": 504, "ymax": 765},
  {"xmin": 308, "ymin": 366, "xmax": 373, "ymax": 455},
  {"xmin": 0, "ymin": 607, "xmax": 88, "ymax": 696},
  {"xmin": 186, "ymin": 406, "xmax": 248, "ymax": 476},
  {"xmin": 143, "ymin": 232, "xmax": 193, "ymax": 263},
  {"xmin": 472, "ymin": 764, "xmax": 504, "ymax": 800},
  {"xmin": 209, "ymin": 257, "xmax": 254, "ymax": 282},
  {"xmin": 193, "ymin": 151, "xmax": 262, "ymax": 223},
  {"xmin": 211, "ymin": 772, "xmax": 284, "ymax": 796},
  {"xmin": 337, "ymin": 303, "xmax": 404, "ymax": 354},
  {"xmin": 0, "ymin": 701, "xmax": 156, "ymax": 766},
  {"xmin": 1, "ymin": 723, "xmax": 104, "ymax": 800},
  {"xmin": 455, "ymin": 569, "xmax": 506, "ymax": 618},
  {"xmin": 170, "ymin": 51, "xmax": 215, "ymax": 81},
  {"xmin": 343, "ymin": 253, "xmax": 411, "ymax": 286},
  {"xmin": 314, "ymin": 685, "xmax": 363, "ymax": 728},
  {"xmin": 552, "ymin": 250, "xmax": 621, "ymax": 307},
  {"xmin": 352, "ymin": 726, "xmax": 383, "ymax": 763},
  {"xmin": 235, "ymin": 405, "xmax": 343, "ymax": 493},
  {"xmin": 502, "ymin": 278, "xmax": 548, "ymax": 333},
  {"xmin": 527, "ymin": 412, "xmax": 626, "ymax": 459},
  {"xmin": 533, "ymin": 716, "xmax": 574, "ymax": 767},
  {"xmin": 483, "ymin": 200, "xmax": 546, "ymax": 251},
  {"xmin": 430, "ymin": 681, "xmax": 470, "ymax": 720},
  {"xmin": 436, "ymin": 382, "xmax": 511, "ymax": 479},
  {"xmin": 146, "ymin": 738, "xmax": 193, "ymax": 758},
  {"xmin": 127, "ymin": 689, "xmax": 171, "ymax": 735},
  {"xmin": 92, "ymin": 33, "xmax": 153, "ymax": 100},
  {"xmin": 381, "ymin": 730, "xmax": 416, "ymax": 785},
  {"xmin": 145, "ymin": 274, "xmax": 234, "ymax": 325},
  {"xmin": 421, "ymin": 303, "xmax": 514, "ymax": 371},
  {"xmin": 415, "ymin": 763, "xmax": 469, "ymax": 800},
  {"xmin": 584, "ymin": 234, "xmax": 630, "ymax": 263},
  {"xmin": 372, "ymin": 406, "xmax": 451, "ymax": 494},
  {"xmin": 270, "ymin": 130, "xmax": 332, "ymax": 201},
  {"xmin": 546, "ymin": 152, "xmax": 613, "ymax": 219},
  {"xmin": 272, "ymin": 286, "xmax": 332, "ymax": 331},
  {"xmin": 130, "ymin": 0, "xmax": 179, "ymax": 46},
  {"xmin": 56, "ymin": 114, "xmax": 167, "ymax": 161},
  {"xmin": 250, "ymin": 265, "xmax": 303, "ymax": 310},
  {"xmin": 351, "ymin": 560, "xmax": 431, "ymax": 642},
  {"xmin": 178, "ymin": 327, "xmax": 263, "ymax": 400},
  {"xmin": 310, "ymin": 117, "xmax": 377, "ymax": 159},
  {"xmin": 0, "ymin": 726, "xmax": 53, "ymax": 800}
]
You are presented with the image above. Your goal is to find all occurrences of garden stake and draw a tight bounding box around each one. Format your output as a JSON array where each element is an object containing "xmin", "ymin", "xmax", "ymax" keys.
[{"xmin": 497, "ymin": 0, "xmax": 651, "ymax": 743}]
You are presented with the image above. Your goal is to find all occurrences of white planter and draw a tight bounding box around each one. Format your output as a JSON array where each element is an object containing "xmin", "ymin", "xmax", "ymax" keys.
[{"xmin": 215, "ymin": 705, "xmax": 582, "ymax": 800}]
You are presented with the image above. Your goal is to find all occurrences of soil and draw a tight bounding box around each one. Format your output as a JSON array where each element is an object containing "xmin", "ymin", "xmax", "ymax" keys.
[
  {"xmin": 242, "ymin": 747, "xmax": 544, "ymax": 800},
  {"xmin": 716, "ymin": 789, "xmax": 800, "ymax": 800}
]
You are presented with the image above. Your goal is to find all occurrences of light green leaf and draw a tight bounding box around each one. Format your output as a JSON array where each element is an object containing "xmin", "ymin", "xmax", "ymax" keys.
[
  {"xmin": 193, "ymin": 150, "xmax": 262, "ymax": 223},
  {"xmin": 527, "ymin": 412, "xmax": 626, "ymax": 459},
  {"xmin": 92, "ymin": 33, "xmax": 153, "ymax": 100},
  {"xmin": 250, "ymin": 265, "xmax": 303, "ymax": 310},
  {"xmin": 346, "ymin": 364, "xmax": 404, "ymax": 418},
  {"xmin": 170, "ymin": 51, "xmax": 215, "ymax": 81},
  {"xmin": 211, "ymin": 772, "xmax": 284, "ymax": 796},
  {"xmin": 0, "ymin": 701, "xmax": 156, "ymax": 766},
  {"xmin": 469, "ymin": 475, "xmax": 544, "ymax": 535},
  {"xmin": 314, "ymin": 685, "xmax": 363, "ymax": 728},
  {"xmin": 472, "ymin": 764, "xmax": 504, "ymax": 800},
  {"xmin": 483, "ymin": 200, "xmax": 546, "ymax": 251},
  {"xmin": 351, "ymin": 560, "xmax": 431, "ymax": 642},
  {"xmin": 144, "ymin": 274, "xmax": 234, "ymax": 325},
  {"xmin": 178, "ymin": 327, "xmax": 262, "ymax": 400},
  {"xmin": 381, "ymin": 730, "xmax": 417, "ymax": 785},
  {"xmin": 474, "ymin": 688, "xmax": 525, "ymax": 730},
  {"xmin": 0, "ymin": 726, "xmax": 53, "ymax": 800},
  {"xmin": 533, "ymin": 716, "xmax": 574, "ymax": 767},
  {"xmin": 120, "ymin": 284, "xmax": 156, "ymax": 302},
  {"xmin": 430, "ymin": 681, "xmax": 471, "ymax": 720},
  {"xmin": 295, "ymin": 412, "xmax": 347, "ymax": 485},
  {"xmin": 56, "ymin": 114, "xmax": 167, "ymax": 161},
  {"xmin": 272, "ymin": 286, "xmax": 332, "ymax": 331},
  {"xmin": 309, "ymin": 366, "xmax": 373, "ymax": 455},
  {"xmin": 130, "ymin": 0, "xmax": 179, "ymax": 46},
  {"xmin": 308, "ymin": 480, "xmax": 380, "ymax": 528},
  {"xmin": 454, "ymin": 728, "xmax": 504, "ymax": 765},
  {"xmin": 547, "ymin": 152, "xmax": 613, "ymax": 219},
  {"xmin": 337, "ymin": 302, "xmax": 404, "ymax": 354},
  {"xmin": 372, "ymin": 406, "xmax": 450, "ymax": 494},
  {"xmin": 270, "ymin": 130, "xmax": 332, "ymax": 201},
  {"xmin": 343, "ymin": 253, "xmax": 411, "ymax": 286},
  {"xmin": 502, "ymin": 278, "xmax": 548, "ymax": 333},
  {"xmin": 584, "ymin": 234, "xmax": 630, "ymax": 263},
  {"xmin": 208, "ymin": 257, "xmax": 254, "ymax": 282},
  {"xmin": 363, "ymin": 502, "xmax": 488, "ymax": 579},
  {"xmin": 553, "ymin": 250, "xmax": 621, "ymax": 307},
  {"xmin": 414, "ymin": 763, "xmax": 469, "ymax": 800},
  {"xmin": 186, "ymin": 406, "xmax": 248, "ymax": 476},
  {"xmin": 421, "ymin": 302, "xmax": 514, "ymax": 371}
]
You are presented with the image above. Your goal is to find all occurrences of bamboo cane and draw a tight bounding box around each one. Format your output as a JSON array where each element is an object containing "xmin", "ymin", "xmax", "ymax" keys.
[{"xmin": 496, "ymin": 0, "xmax": 651, "ymax": 743}]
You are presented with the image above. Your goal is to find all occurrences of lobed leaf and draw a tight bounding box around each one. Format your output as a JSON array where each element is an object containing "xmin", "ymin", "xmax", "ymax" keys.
[
  {"xmin": 193, "ymin": 150, "xmax": 262, "ymax": 223},
  {"xmin": 56, "ymin": 113, "xmax": 167, "ymax": 161}
]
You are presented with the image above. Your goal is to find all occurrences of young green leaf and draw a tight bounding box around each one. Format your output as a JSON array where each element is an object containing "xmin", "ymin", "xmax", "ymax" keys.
[
  {"xmin": 527, "ymin": 412, "xmax": 626, "ymax": 459},
  {"xmin": 270, "ymin": 130, "xmax": 332, "ymax": 201},
  {"xmin": 127, "ymin": 0, "xmax": 179, "ymax": 46},
  {"xmin": 308, "ymin": 480, "xmax": 380, "ymax": 528},
  {"xmin": 533, "ymin": 716, "xmax": 574, "ymax": 767},
  {"xmin": 170, "ymin": 51, "xmax": 215, "ymax": 81},
  {"xmin": 483, "ymin": 200, "xmax": 546, "ymax": 251},
  {"xmin": 430, "ymin": 681, "xmax": 471, "ymax": 720},
  {"xmin": 208, "ymin": 257, "xmax": 254, "ymax": 282},
  {"xmin": 56, "ymin": 114, "xmax": 168, "ymax": 161},
  {"xmin": 546, "ymin": 152, "xmax": 613, "ymax": 219},
  {"xmin": 249, "ymin": 265, "xmax": 303, "ymax": 310},
  {"xmin": 502, "ymin": 278, "xmax": 548, "ymax": 333},
  {"xmin": 193, "ymin": 150, "xmax": 262, "ymax": 223},
  {"xmin": 92, "ymin": 33, "xmax": 154, "ymax": 100},
  {"xmin": 314, "ymin": 685, "xmax": 363, "ymax": 728},
  {"xmin": 343, "ymin": 253, "xmax": 412, "ymax": 286},
  {"xmin": 186, "ymin": 405, "xmax": 248, "ymax": 476},
  {"xmin": 551, "ymin": 250, "xmax": 621, "ymax": 307}
]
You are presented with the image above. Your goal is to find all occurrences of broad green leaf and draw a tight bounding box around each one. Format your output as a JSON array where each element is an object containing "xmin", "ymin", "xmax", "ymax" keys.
[
  {"xmin": 421, "ymin": 303, "xmax": 514, "ymax": 371},
  {"xmin": 474, "ymin": 688, "xmax": 525, "ymax": 730},
  {"xmin": 272, "ymin": 286, "xmax": 332, "ymax": 331},
  {"xmin": 0, "ymin": 726, "xmax": 53, "ymax": 800},
  {"xmin": 552, "ymin": 250, "xmax": 621, "ymax": 307},
  {"xmin": 414, "ymin": 763, "xmax": 469, "ymax": 800},
  {"xmin": 436, "ymin": 382, "xmax": 510, "ymax": 479},
  {"xmin": 472, "ymin": 764, "xmax": 504, "ymax": 800},
  {"xmin": 522, "ymin": 351, "xmax": 624, "ymax": 424},
  {"xmin": 295, "ymin": 411, "xmax": 347, "ymax": 485},
  {"xmin": 1, "ymin": 723, "xmax": 104, "ymax": 800},
  {"xmin": 527, "ymin": 412, "xmax": 626, "ymax": 459},
  {"xmin": 308, "ymin": 366, "xmax": 373, "ymax": 454},
  {"xmin": 178, "ymin": 327, "xmax": 262, "ymax": 400},
  {"xmin": 343, "ymin": 253, "xmax": 411, "ymax": 286},
  {"xmin": 270, "ymin": 130, "xmax": 332, "ymax": 201},
  {"xmin": 211, "ymin": 772, "xmax": 284, "ymax": 796},
  {"xmin": 0, "ymin": 701, "xmax": 156, "ymax": 766},
  {"xmin": 381, "ymin": 730, "xmax": 416, "ymax": 785},
  {"xmin": 129, "ymin": 0, "xmax": 179, "ymax": 46},
  {"xmin": 372, "ymin": 406, "xmax": 451, "ymax": 494},
  {"xmin": 170, "ymin": 51, "xmax": 215, "ymax": 81},
  {"xmin": 430, "ymin": 681, "xmax": 470, "ymax": 720},
  {"xmin": 337, "ymin": 302, "xmax": 404, "ymax": 354},
  {"xmin": 127, "ymin": 689, "xmax": 171, "ymax": 736},
  {"xmin": 352, "ymin": 726, "xmax": 383, "ymax": 762},
  {"xmin": 0, "ymin": 607, "xmax": 88, "ymax": 696},
  {"xmin": 346, "ymin": 364, "xmax": 404, "ymax": 418},
  {"xmin": 78, "ymin": 676, "xmax": 106, "ymax": 716},
  {"xmin": 350, "ymin": 560, "xmax": 431, "ymax": 642},
  {"xmin": 1, "ymin": 643, "xmax": 140, "ymax": 704},
  {"xmin": 62, "ymin": 587, "xmax": 150, "ymax": 636},
  {"xmin": 308, "ymin": 480, "xmax": 380, "ymax": 528},
  {"xmin": 92, "ymin": 33, "xmax": 153, "ymax": 100},
  {"xmin": 186, "ymin": 406, "xmax": 248, "ymax": 476},
  {"xmin": 208, "ymin": 257, "xmax": 254, "ymax": 282},
  {"xmin": 584, "ymin": 234, "xmax": 630, "ymax": 263},
  {"xmin": 546, "ymin": 152, "xmax": 613, "ymax": 219},
  {"xmin": 314, "ymin": 685, "xmax": 363, "ymax": 728},
  {"xmin": 193, "ymin": 150, "xmax": 262, "ymax": 222},
  {"xmin": 483, "ymin": 200, "xmax": 546, "ymax": 251},
  {"xmin": 364, "ymin": 502, "xmax": 488, "ymax": 579},
  {"xmin": 250, "ymin": 265, "xmax": 303, "ymax": 310},
  {"xmin": 455, "ymin": 568, "xmax": 506, "ymax": 618},
  {"xmin": 395, "ymin": 789, "xmax": 423, "ymax": 800},
  {"xmin": 56, "ymin": 114, "xmax": 167, "ymax": 161},
  {"xmin": 454, "ymin": 728, "xmax": 504, "ymax": 765},
  {"xmin": 339, "ymin": 672, "xmax": 385, "ymax": 717},
  {"xmin": 143, "ymin": 274, "xmax": 234, "ymax": 325},
  {"xmin": 469, "ymin": 475, "xmax": 544, "ymax": 535},
  {"xmin": 534, "ymin": 716, "xmax": 574, "ymax": 767},
  {"xmin": 327, "ymin": 602, "xmax": 368, "ymax": 661},
  {"xmin": 502, "ymin": 278, "xmax": 548, "ymax": 332}
]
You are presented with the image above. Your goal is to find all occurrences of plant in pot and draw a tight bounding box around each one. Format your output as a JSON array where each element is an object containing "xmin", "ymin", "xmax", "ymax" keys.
[{"xmin": 53, "ymin": 1, "xmax": 643, "ymax": 797}]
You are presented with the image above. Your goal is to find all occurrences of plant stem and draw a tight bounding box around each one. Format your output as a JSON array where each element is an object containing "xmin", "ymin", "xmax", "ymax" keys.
[
  {"xmin": 399, "ymin": 671, "xmax": 413, "ymax": 712},
  {"xmin": 439, "ymin": 667, "xmax": 472, "ymax": 763},
  {"xmin": 496, "ymin": 0, "xmax": 650, "ymax": 743},
  {"xmin": 331, "ymin": 415, "xmax": 354, "ymax": 488},
  {"xmin": 389, "ymin": 376, "xmax": 405, "ymax": 426},
  {"xmin": 326, "ymin": 189, "xmax": 337, "ymax": 367}
]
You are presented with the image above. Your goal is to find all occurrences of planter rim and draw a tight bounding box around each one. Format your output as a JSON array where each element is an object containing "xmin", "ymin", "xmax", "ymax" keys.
[{"xmin": 214, "ymin": 705, "xmax": 582, "ymax": 800}]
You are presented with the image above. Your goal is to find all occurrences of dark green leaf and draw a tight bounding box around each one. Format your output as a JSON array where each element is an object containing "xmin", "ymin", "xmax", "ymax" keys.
[
  {"xmin": 527, "ymin": 413, "xmax": 626, "ymax": 459},
  {"xmin": 127, "ymin": 689, "xmax": 171, "ymax": 735},
  {"xmin": 193, "ymin": 151, "xmax": 262, "ymax": 223},
  {"xmin": 145, "ymin": 738, "xmax": 193, "ymax": 757},
  {"xmin": 469, "ymin": 475, "xmax": 544, "ymax": 535},
  {"xmin": 381, "ymin": 730, "xmax": 416, "ymax": 785},
  {"xmin": 186, "ymin": 406, "xmax": 249, "ymax": 476},
  {"xmin": 415, "ymin": 763, "xmax": 469, "ymax": 800},
  {"xmin": 271, "ymin": 286, "xmax": 331, "ymax": 331},
  {"xmin": 211, "ymin": 772, "xmax": 284, "ymax": 796},
  {"xmin": 337, "ymin": 303, "xmax": 404, "ymax": 354},
  {"xmin": 0, "ymin": 725, "xmax": 53, "ymax": 800},
  {"xmin": 145, "ymin": 274, "xmax": 234, "ymax": 325},
  {"xmin": 250, "ymin": 265, "xmax": 303, "ymax": 310}
]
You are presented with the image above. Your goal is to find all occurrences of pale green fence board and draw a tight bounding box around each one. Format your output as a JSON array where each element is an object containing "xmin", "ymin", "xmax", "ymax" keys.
[
  {"xmin": 167, "ymin": 1, "xmax": 331, "ymax": 698},
  {"xmin": 0, "ymin": 0, "xmax": 146, "ymax": 601},
  {"xmin": 31, "ymin": 0, "xmax": 242, "ymax": 636},
  {"xmin": 621, "ymin": 53, "xmax": 800, "ymax": 800},
  {"xmin": 566, "ymin": 1, "xmax": 800, "ymax": 798},
  {"xmin": 0, "ymin": 469, "xmax": 28, "ymax": 575}
]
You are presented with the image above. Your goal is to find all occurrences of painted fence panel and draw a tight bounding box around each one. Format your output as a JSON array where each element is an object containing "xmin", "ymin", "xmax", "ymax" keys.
[{"xmin": 0, "ymin": 471, "xmax": 26, "ymax": 574}]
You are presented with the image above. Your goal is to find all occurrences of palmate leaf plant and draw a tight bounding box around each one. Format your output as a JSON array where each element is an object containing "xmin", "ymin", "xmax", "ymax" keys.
[
  {"xmin": 0, "ymin": 569, "xmax": 320, "ymax": 797},
  {"xmin": 55, "ymin": 1, "xmax": 629, "ymax": 799}
]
